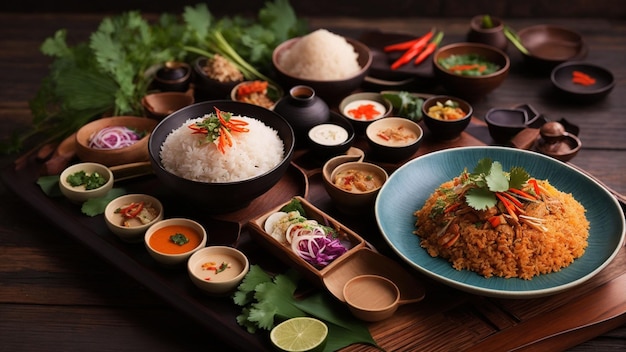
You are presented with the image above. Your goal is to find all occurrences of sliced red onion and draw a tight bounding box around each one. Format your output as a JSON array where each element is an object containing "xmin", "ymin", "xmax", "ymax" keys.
[{"xmin": 88, "ymin": 126, "xmax": 142, "ymax": 150}]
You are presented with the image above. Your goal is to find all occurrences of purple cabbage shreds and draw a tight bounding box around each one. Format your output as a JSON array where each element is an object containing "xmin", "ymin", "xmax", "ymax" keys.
[{"xmin": 294, "ymin": 236, "xmax": 348, "ymax": 268}]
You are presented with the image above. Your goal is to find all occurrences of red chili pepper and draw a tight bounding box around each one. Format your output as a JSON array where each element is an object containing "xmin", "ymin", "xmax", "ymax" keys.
[
  {"xmin": 121, "ymin": 201, "xmax": 144, "ymax": 218},
  {"xmin": 389, "ymin": 29, "xmax": 438, "ymax": 70},
  {"xmin": 384, "ymin": 29, "xmax": 434, "ymax": 52},
  {"xmin": 413, "ymin": 31, "xmax": 444, "ymax": 66}
]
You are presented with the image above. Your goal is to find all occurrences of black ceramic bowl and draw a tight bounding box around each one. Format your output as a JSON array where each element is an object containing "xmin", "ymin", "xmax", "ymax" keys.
[
  {"xmin": 193, "ymin": 57, "xmax": 244, "ymax": 101},
  {"xmin": 551, "ymin": 61, "xmax": 615, "ymax": 103},
  {"xmin": 306, "ymin": 112, "xmax": 356, "ymax": 158},
  {"xmin": 148, "ymin": 101, "xmax": 295, "ymax": 213},
  {"xmin": 422, "ymin": 95, "xmax": 473, "ymax": 140},
  {"xmin": 272, "ymin": 35, "xmax": 372, "ymax": 105},
  {"xmin": 485, "ymin": 108, "xmax": 528, "ymax": 143},
  {"xmin": 338, "ymin": 92, "xmax": 393, "ymax": 134}
]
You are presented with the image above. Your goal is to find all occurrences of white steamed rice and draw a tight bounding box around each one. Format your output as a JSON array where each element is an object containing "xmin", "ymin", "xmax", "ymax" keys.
[
  {"xmin": 278, "ymin": 28, "xmax": 361, "ymax": 80},
  {"xmin": 160, "ymin": 115, "xmax": 284, "ymax": 183}
]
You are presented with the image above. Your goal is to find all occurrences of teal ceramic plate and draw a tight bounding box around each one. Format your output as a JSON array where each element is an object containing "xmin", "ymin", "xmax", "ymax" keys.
[{"xmin": 375, "ymin": 146, "xmax": 625, "ymax": 298}]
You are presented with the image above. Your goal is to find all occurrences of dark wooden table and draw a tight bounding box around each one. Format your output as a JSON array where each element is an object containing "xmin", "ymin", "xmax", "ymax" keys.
[{"xmin": 1, "ymin": 13, "xmax": 625, "ymax": 351}]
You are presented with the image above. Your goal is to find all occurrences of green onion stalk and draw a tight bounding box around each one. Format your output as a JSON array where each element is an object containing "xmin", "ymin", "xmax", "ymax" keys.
[
  {"xmin": 184, "ymin": 30, "xmax": 277, "ymax": 86},
  {"xmin": 503, "ymin": 25, "xmax": 530, "ymax": 55}
]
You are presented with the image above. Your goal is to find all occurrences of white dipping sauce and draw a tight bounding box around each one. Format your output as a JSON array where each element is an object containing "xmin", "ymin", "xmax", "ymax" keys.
[{"xmin": 308, "ymin": 124, "xmax": 349, "ymax": 146}]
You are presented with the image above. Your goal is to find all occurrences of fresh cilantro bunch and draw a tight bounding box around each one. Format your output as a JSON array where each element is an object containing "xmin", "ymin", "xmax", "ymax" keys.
[
  {"xmin": 3, "ymin": 0, "xmax": 306, "ymax": 154},
  {"xmin": 464, "ymin": 158, "xmax": 530, "ymax": 210},
  {"xmin": 233, "ymin": 265, "xmax": 377, "ymax": 351}
]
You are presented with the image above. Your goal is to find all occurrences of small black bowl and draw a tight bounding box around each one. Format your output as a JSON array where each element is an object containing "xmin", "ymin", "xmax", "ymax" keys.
[
  {"xmin": 422, "ymin": 95, "xmax": 473, "ymax": 140},
  {"xmin": 551, "ymin": 61, "xmax": 615, "ymax": 103},
  {"xmin": 148, "ymin": 100, "xmax": 295, "ymax": 213},
  {"xmin": 306, "ymin": 112, "xmax": 356, "ymax": 158},
  {"xmin": 485, "ymin": 108, "xmax": 528, "ymax": 143}
]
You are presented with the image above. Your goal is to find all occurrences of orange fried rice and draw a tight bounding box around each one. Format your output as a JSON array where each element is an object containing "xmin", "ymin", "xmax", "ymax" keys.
[{"xmin": 414, "ymin": 179, "xmax": 590, "ymax": 280}]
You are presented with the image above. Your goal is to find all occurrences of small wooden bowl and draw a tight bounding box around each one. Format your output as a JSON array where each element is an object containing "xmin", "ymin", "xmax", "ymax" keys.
[
  {"xmin": 75, "ymin": 116, "xmax": 158, "ymax": 167},
  {"xmin": 142, "ymin": 91, "xmax": 194, "ymax": 119},
  {"xmin": 321, "ymin": 247, "xmax": 425, "ymax": 304},
  {"xmin": 343, "ymin": 275, "xmax": 401, "ymax": 322},
  {"xmin": 322, "ymin": 159, "xmax": 388, "ymax": 214}
]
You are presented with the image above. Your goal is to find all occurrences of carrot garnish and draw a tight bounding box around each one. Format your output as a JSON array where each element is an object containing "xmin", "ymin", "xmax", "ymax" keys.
[
  {"xmin": 444, "ymin": 202, "xmax": 463, "ymax": 214},
  {"xmin": 188, "ymin": 107, "xmax": 249, "ymax": 154},
  {"xmin": 448, "ymin": 63, "xmax": 487, "ymax": 73},
  {"xmin": 500, "ymin": 191, "xmax": 523, "ymax": 208},
  {"xmin": 508, "ymin": 187, "xmax": 538, "ymax": 201},
  {"xmin": 527, "ymin": 179, "xmax": 541, "ymax": 196},
  {"xmin": 496, "ymin": 192, "xmax": 518, "ymax": 221}
]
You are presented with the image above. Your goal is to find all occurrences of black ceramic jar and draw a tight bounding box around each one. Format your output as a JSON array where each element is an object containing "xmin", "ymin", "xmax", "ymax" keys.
[{"xmin": 273, "ymin": 85, "xmax": 330, "ymax": 146}]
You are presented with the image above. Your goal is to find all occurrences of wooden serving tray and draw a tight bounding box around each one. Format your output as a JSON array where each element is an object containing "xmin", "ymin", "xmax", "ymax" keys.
[
  {"xmin": 3, "ymin": 119, "xmax": 626, "ymax": 351},
  {"xmin": 248, "ymin": 196, "xmax": 368, "ymax": 286},
  {"xmin": 248, "ymin": 196, "xmax": 426, "ymax": 305}
]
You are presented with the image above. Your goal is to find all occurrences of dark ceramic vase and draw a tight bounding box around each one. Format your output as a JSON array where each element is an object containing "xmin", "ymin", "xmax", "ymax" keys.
[
  {"xmin": 466, "ymin": 15, "xmax": 508, "ymax": 52},
  {"xmin": 274, "ymin": 85, "xmax": 330, "ymax": 146}
]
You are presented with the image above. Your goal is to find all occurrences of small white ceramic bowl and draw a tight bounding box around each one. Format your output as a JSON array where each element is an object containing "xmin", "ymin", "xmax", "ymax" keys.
[
  {"xmin": 187, "ymin": 246, "xmax": 249, "ymax": 295},
  {"xmin": 104, "ymin": 194, "xmax": 164, "ymax": 243},
  {"xmin": 59, "ymin": 162, "xmax": 114, "ymax": 204},
  {"xmin": 365, "ymin": 117, "xmax": 423, "ymax": 162},
  {"xmin": 144, "ymin": 218, "xmax": 207, "ymax": 266}
]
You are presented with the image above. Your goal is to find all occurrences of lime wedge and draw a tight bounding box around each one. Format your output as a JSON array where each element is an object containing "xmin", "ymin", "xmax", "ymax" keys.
[{"xmin": 270, "ymin": 317, "xmax": 328, "ymax": 352}]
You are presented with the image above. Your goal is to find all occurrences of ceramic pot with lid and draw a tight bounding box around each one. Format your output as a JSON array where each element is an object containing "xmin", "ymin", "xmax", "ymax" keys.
[
  {"xmin": 273, "ymin": 85, "xmax": 330, "ymax": 146},
  {"xmin": 466, "ymin": 15, "xmax": 508, "ymax": 52},
  {"xmin": 152, "ymin": 61, "xmax": 192, "ymax": 92}
]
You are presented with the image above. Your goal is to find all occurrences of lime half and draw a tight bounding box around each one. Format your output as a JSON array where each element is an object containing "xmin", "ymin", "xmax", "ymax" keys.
[{"xmin": 270, "ymin": 317, "xmax": 328, "ymax": 352}]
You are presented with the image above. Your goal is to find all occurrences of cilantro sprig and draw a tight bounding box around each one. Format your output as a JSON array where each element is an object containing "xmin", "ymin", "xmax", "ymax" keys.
[{"xmin": 464, "ymin": 158, "xmax": 530, "ymax": 210}]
